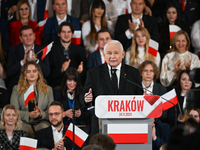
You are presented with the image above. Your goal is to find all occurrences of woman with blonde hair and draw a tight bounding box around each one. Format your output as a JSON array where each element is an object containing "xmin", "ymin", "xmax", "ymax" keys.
[
  {"xmin": 10, "ymin": 61, "xmax": 53, "ymax": 137},
  {"xmin": 125, "ymin": 27, "xmax": 160, "ymax": 68},
  {"xmin": 0, "ymin": 104, "xmax": 28, "ymax": 149}
]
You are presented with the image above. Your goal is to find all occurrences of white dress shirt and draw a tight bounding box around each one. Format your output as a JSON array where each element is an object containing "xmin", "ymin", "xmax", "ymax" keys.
[
  {"xmin": 99, "ymin": 50, "xmax": 105, "ymax": 64},
  {"xmin": 107, "ymin": 63, "xmax": 121, "ymax": 88},
  {"xmin": 56, "ymin": 15, "xmax": 67, "ymax": 26}
]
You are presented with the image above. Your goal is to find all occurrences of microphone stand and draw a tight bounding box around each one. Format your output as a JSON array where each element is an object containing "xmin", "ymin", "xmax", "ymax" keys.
[{"xmin": 72, "ymin": 101, "xmax": 75, "ymax": 150}]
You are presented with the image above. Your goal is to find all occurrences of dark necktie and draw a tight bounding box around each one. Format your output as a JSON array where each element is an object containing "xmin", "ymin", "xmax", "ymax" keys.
[{"xmin": 111, "ymin": 68, "xmax": 118, "ymax": 93}]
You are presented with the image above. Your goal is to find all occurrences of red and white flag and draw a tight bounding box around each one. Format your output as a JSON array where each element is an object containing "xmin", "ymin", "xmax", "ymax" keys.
[
  {"xmin": 148, "ymin": 39, "xmax": 159, "ymax": 57},
  {"xmin": 24, "ymin": 85, "xmax": 35, "ymax": 107},
  {"xmin": 41, "ymin": 41, "xmax": 54, "ymax": 60},
  {"xmin": 169, "ymin": 25, "xmax": 181, "ymax": 39},
  {"xmin": 161, "ymin": 89, "xmax": 178, "ymax": 111},
  {"xmin": 19, "ymin": 137, "xmax": 37, "ymax": 150},
  {"xmin": 64, "ymin": 123, "xmax": 88, "ymax": 147},
  {"xmin": 71, "ymin": 31, "xmax": 81, "ymax": 45},
  {"xmin": 107, "ymin": 124, "xmax": 148, "ymax": 143}
]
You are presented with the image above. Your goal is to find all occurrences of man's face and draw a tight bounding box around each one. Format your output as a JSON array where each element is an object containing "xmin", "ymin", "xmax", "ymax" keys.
[
  {"xmin": 48, "ymin": 105, "xmax": 65, "ymax": 127},
  {"xmin": 53, "ymin": 0, "xmax": 68, "ymax": 15},
  {"xmin": 141, "ymin": 64, "xmax": 154, "ymax": 83},
  {"xmin": 103, "ymin": 43, "xmax": 125, "ymax": 68},
  {"xmin": 19, "ymin": 29, "xmax": 35, "ymax": 47},
  {"xmin": 131, "ymin": 0, "xmax": 145, "ymax": 16},
  {"xmin": 58, "ymin": 26, "xmax": 73, "ymax": 43},
  {"xmin": 96, "ymin": 32, "xmax": 112, "ymax": 51}
]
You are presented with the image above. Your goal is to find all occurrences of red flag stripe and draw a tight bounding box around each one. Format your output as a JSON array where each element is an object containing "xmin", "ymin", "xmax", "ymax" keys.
[
  {"xmin": 42, "ymin": 46, "xmax": 48, "ymax": 60},
  {"xmin": 108, "ymin": 133, "xmax": 148, "ymax": 143},
  {"xmin": 43, "ymin": 10, "xmax": 48, "ymax": 20},
  {"xmin": 24, "ymin": 92, "xmax": 35, "ymax": 107},
  {"xmin": 71, "ymin": 38, "xmax": 81, "ymax": 45},
  {"xmin": 170, "ymin": 32, "xmax": 176, "ymax": 39},
  {"xmin": 148, "ymin": 47, "xmax": 158, "ymax": 57},
  {"xmin": 19, "ymin": 145, "xmax": 36, "ymax": 150},
  {"xmin": 65, "ymin": 130, "xmax": 85, "ymax": 147},
  {"xmin": 162, "ymin": 96, "xmax": 178, "ymax": 111},
  {"xmin": 146, "ymin": 103, "xmax": 162, "ymax": 118}
]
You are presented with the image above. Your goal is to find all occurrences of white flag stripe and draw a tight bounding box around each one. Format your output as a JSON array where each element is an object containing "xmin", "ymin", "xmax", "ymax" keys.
[
  {"xmin": 20, "ymin": 137, "xmax": 37, "ymax": 147},
  {"xmin": 24, "ymin": 85, "xmax": 34, "ymax": 100},
  {"xmin": 149, "ymin": 39, "xmax": 158, "ymax": 50},
  {"xmin": 68, "ymin": 123, "xmax": 88, "ymax": 141},
  {"xmin": 107, "ymin": 124, "xmax": 148, "ymax": 134},
  {"xmin": 37, "ymin": 19, "xmax": 47, "ymax": 27},
  {"xmin": 161, "ymin": 89, "xmax": 176, "ymax": 103},
  {"xmin": 72, "ymin": 31, "xmax": 81, "ymax": 38},
  {"xmin": 47, "ymin": 42, "xmax": 54, "ymax": 52},
  {"xmin": 169, "ymin": 25, "xmax": 181, "ymax": 32}
]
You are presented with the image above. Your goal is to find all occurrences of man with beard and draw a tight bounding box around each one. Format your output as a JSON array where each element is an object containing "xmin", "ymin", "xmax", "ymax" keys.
[
  {"xmin": 48, "ymin": 21, "xmax": 86, "ymax": 89},
  {"xmin": 35, "ymin": 101, "xmax": 81, "ymax": 150}
]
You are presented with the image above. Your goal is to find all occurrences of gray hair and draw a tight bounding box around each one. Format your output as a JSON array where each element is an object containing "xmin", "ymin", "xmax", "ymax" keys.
[{"xmin": 104, "ymin": 40, "xmax": 124, "ymax": 52}]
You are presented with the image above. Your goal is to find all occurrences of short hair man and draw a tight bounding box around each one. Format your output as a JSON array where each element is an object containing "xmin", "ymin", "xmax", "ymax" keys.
[
  {"xmin": 81, "ymin": 40, "xmax": 143, "ymax": 136},
  {"xmin": 87, "ymin": 29, "xmax": 112, "ymax": 70},
  {"xmin": 43, "ymin": 0, "xmax": 80, "ymax": 45},
  {"xmin": 48, "ymin": 21, "xmax": 86, "ymax": 88},
  {"xmin": 7, "ymin": 25, "xmax": 50, "ymax": 95},
  {"xmin": 115, "ymin": 0, "xmax": 160, "ymax": 51},
  {"xmin": 35, "ymin": 101, "xmax": 80, "ymax": 149}
]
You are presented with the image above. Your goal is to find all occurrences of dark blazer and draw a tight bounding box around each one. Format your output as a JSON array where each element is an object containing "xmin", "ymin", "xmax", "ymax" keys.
[
  {"xmin": 48, "ymin": 42, "xmax": 86, "ymax": 88},
  {"xmin": 87, "ymin": 50, "xmax": 102, "ymax": 70},
  {"xmin": 43, "ymin": 15, "xmax": 80, "ymax": 46},
  {"xmin": 7, "ymin": 43, "xmax": 50, "ymax": 93},
  {"xmin": 153, "ymin": 83, "xmax": 167, "ymax": 96},
  {"xmin": 81, "ymin": 63, "xmax": 143, "ymax": 136},
  {"xmin": 35, "ymin": 125, "xmax": 81, "ymax": 150},
  {"xmin": 36, "ymin": 0, "xmax": 46, "ymax": 22},
  {"xmin": 115, "ymin": 14, "xmax": 160, "ymax": 51},
  {"xmin": 0, "ymin": 18, "xmax": 9, "ymax": 53}
]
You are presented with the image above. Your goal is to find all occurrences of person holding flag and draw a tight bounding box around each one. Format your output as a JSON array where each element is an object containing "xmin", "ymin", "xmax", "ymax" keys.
[{"xmin": 10, "ymin": 61, "xmax": 53, "ymax": 138}]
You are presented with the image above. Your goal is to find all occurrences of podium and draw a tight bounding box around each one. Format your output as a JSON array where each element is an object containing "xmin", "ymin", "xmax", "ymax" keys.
[{"xmin": 95, "ymin": 95, "xmax": 162, "ymax": 150}]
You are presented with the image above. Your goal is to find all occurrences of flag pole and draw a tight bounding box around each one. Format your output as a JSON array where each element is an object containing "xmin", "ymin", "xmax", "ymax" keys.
[{"xmin": 35, "ymin": 49, "xmax": 43, "ymax": 56}]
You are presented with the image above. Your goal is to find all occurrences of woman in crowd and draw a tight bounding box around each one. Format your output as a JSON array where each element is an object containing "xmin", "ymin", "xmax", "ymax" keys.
[
  {"xmin": 82, "ymin": 0, "xmax": 114, "ymax": 53},
  {"xmin": 125, "ymin": 27, "xmax": 160, "ymax": 68},
  {"xmin": 0, "ymin": 104, "xmax": 28, "ymax": 149},
  {"xmin": 159, "ymin": 2, "xmax": 191, "ymax": 59},
  {"xmin": 9, "ymin": 0, "xmax": 40, "ymax": 46},
  {"xmin": 168, "ymin": 70, "xmax": 195, "ymax": 127},
  {"xmin": 160, "ymin": 30, "xmax": 200, "ymax": 87},
  {"xmin": 54, "ymin": 67, "xmax": 91, "ymax": 127},
  {"xmin": 10, "ymin": 61, "xmax": 53, "ymax": 137}
]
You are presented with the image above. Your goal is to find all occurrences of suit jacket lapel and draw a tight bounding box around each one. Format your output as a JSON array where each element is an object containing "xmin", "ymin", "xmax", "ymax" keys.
[
  {"xmin": 118, "ymin": 64, "xmax": 127, "ymax": 94},
  {"xmin": 95, "ymin": 50, "xmax": 102, "ymax": 66},
  {"xmin": 18, "ymin": 44, "xmax": 25, "ymax": 61},
  {"xmin": 53, "ymin": 16, "xmax": 59, "ymax": 34}
]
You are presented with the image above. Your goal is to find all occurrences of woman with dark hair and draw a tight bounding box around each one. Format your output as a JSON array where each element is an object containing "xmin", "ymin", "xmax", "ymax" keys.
[
  {"xmin": 54, "ymin": 67, "xmax": 91, "ymax": 127},
  {"xmin": 82, "ymin": 0, "xmax": 114, "ymax": 53},
  {"xmin": 167, "ymin": 69, "xmax": 195, "ymax": 127},
  {"xmin": 159, "ymin": 2, "xmax": 191, "ymax": 59}
]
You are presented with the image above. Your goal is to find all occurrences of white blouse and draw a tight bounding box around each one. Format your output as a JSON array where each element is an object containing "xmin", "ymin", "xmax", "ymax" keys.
[
  {"xmin": 160, "ymin": 51, "xmax": 200, "ymax": 87},
  {"xmin": 81, "ymin": 20, "xmax": 114, "ymax": 53},
  {"xmin": 125, "ymin": 47, "xmax": 161, "ymax": 68},
  {"xmin": 191, "ymin": 20, "xmax": 200, "ymax": 55}
]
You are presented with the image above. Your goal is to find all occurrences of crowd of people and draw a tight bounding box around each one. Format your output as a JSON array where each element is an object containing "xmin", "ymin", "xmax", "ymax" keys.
[{"xmin": 0, "ymin": 0, "xmax": 200, "ymax": 149}]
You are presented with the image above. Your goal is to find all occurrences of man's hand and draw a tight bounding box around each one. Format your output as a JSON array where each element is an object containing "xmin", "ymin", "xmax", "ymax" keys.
[
  {"xmin": 61, "ymin": 59, "xmax": 71, "ymax": 72},
  {"xmin": 139, "ymin": 18, "xmax": 144, "ymax": 28},
  {"xmin": 64, "ymin": 109, "xmax": 73, "ymax": 119},
  {"xmin": 77, "ymin": 61, "xmax": 83, "ymax": 73},
  {"xmin": 27, "ymin": 50, "xmax": 38, "ymax": 62},
  {"xmin": 22, "ymin": 49, "xmax": 31, "ymax": 64},
  {"xmin": 75, "ymin": 109, "xmax": 81, "ymax": 118},
  {"xmin": 84, "ymin": 88, "xmax": 93, "ymax": 103},
  {"xmin": 53, "ymin": 138, "xmax": 65, "ymax": 150},
  {"xmin": 128, "ymin": 19, "xmax": 138, "ymax": 34},
  {"xmin": 144, "ymin": 6, "xmax": 152, "ymax": 16}
]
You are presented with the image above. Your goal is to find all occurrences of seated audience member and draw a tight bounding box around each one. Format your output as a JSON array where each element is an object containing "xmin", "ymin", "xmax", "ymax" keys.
[
  {"xmin": 159, "ymin": 2, "xmax": 191, "ymax": 59},
  {"xmin": 0, "ymin": 18, "xmax": 9, "ymax": 54},
  {"xmin": 43, "ymin": 0, "xmax": 80, "ymax": 46},
  {"xmin": 89, "ymin": 133, "xmax": 116, "ymax": 150},
  {"xmin": 9, "ymin": 0, "xmax": 41, "ymax": 46},
  {"xmin": 115, "ymin": 0, "xmax": 160, "ymax": 52},
  {"xmin": 167, "ymin": 70, "xmax": 194, "ymax": 127},
  {"xmin": 35, "ymin": 101, "xmax": 82, "ymax": 150},
  {"xmin": 0, "ymin": 0, "xmax": 18, "ymax": 20},
  {"xmin": 10, "ymin": 62, "xmax": 53, "ymax": 138},
  {"xmin": 82, "ymin": 0, "xmax": 114, "ymax": 53},
  {"xmin": 160, "ymin": 30, "xmax": 200, "ymax": 87},
  {"xmin": 54, "ymin": 68, "xmax": 91, "ymax": 127},
  {"xmin": 191, "ymin": 19, "xmax": 200, "ymax": 55},
  {"xmin": 87, "ymin": 29, "xmax": 112, "ymax": 70},
  {"xmin": 7, "ymin": 25, "xmax": 50, "ymax": 96},
  {"xmin": 125, "ymin": 27, "xmax": 160, "ymax": 68},
  {"xmin": 48, "ymin": 22, "xmax": 86, "ymax": 89},
  {"xmin": 82, "ymin": 144, "xmax": 103, "ymax": 150},
  {"xmin": 0, "ymin": 104, "xmax": 28, "ymax": 149}
]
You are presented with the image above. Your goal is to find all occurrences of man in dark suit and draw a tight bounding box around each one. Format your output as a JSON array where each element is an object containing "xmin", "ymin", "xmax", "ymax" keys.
[
  {"xmin": 81, "ymin": 40, "xmax": 143, "ymax": 136},
  {"xmin": 43, "ymin": 0, "xmax": 80, "ymax": 46},
  {"xmin": 7, "ymin": 25, "xmax": 50, "ymax": 95},
  {"xmin": 48, "ymin": 22, "xmax": 86, "ymax": 89},
  {"xmin": 115, "ymin": 0, "xmax": 160, "ymax": 51},
  {"xmin": 0, "ymin": 17, "xmax": 9, "ymax": 54},
  {"xmin": 35, "ymin": 101, "xmax": 81, "ymax": 150},
  {"xmin": 87, "ymin": 29, "xmax": 112, "ymax": 70}
]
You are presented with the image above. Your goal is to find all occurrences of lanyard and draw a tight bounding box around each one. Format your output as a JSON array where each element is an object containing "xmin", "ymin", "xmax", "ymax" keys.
[{"xmin": 68, "ymin": 98, "xmax": 75, "ymax": 109}]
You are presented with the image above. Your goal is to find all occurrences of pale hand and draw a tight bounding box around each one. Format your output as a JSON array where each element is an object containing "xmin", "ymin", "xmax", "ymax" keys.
[{"xmin": 84, "ymin": 88, "xmax": 93, "ymax": 103}]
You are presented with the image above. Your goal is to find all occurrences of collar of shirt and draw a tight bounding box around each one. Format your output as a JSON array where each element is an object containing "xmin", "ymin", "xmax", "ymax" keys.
[
  {"xmin": 142, "ymin": 81, "xmax": 154, "ymax": 93},
  {"xmin": 131, "ymin": 14, "xmax": 143, "ymax": 24},
  {"xmin": 56, "ymin": 15, "xmax": 67, "ymax": 26},
  {"xmin": 99, "ymin": 50, "xmax": 105, "ymax": 64},
  {"xmin": 51, "ymin": 125, "xmax": 64, "ymax": 144},
  {"xmin": 23, "ymin": 45, "xmax": 35, "ymax": 52}
]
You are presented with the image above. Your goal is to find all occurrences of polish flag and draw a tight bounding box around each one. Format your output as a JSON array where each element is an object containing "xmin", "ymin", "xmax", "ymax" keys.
[
  {"xmin": 71, "ymin": 31, "xmax": 81, "ymax": 45},
  {"xmin": 24, "ymin": 85, "xmax": 35, "ymax": 107},
  {"xmin": 64, "ymin": 123, "xmax": 88, "ymax": 147},
  {"xmin": 148, "ymin": 39, "xmax": 159, "ymax": 57},
  {"xmin": 161, "ymin": 89, "xmax": 178, "ymax": 111},
  {"xmin": 41, "ymin": 41, "xmax": 54, "ymax": 60},
  {"xmin": 107, "ymin": 124, "xmax": 148, "ymax": 143},
  {"xmin": 95, "ymin": 44, "xmax": 99, "ymax": 51},
  {"xmin": 19, "ymin": 137, "xmax": 37, "ymax": 150},
  {"xmin": 169, "ymin": 25, "xmax": 181, "ymax": 39}
]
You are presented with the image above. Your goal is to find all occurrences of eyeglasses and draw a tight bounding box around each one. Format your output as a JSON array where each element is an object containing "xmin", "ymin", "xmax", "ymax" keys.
[
  {"xmin": 19, "ymin": 7, "xmax": 29, "ymax": 11},
  {"xmin": 49, "ymin": 112, "xmax": 61, "ymax": 117}
]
